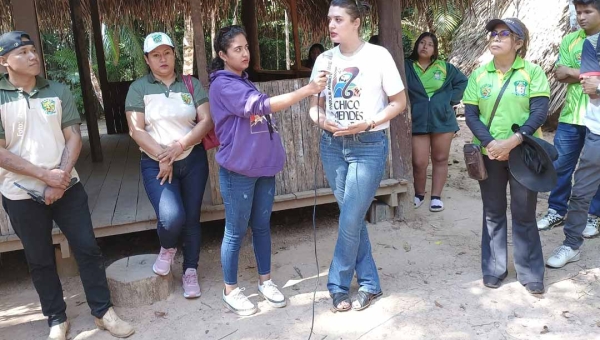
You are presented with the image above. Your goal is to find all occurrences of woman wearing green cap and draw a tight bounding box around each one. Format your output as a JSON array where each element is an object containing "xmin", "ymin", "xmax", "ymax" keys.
[
  {"xmin": 405, "ymin": 32, "xmax": 467, "ymax": 212},
  {"xmin": 125, "ymin": 32, "xmax": 213, "ymax": 299},
  {"xmin": 463, "ymin": 18, "xmax": 550, "ymax": 295}
]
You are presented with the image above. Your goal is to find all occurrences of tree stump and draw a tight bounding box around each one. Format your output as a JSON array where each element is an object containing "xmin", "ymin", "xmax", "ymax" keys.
[{"xmin": 106, "ymin": 254, "xmax": 173, "ymax": 307}]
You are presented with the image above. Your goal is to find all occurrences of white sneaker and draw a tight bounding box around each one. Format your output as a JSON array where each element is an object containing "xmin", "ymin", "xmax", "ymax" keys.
[
  {"xmin": 546, "ymin": 245, "xmax": 581, "ymax": 268},
  {"xmin": 223, "ymin": 287, "xmax": 257, "ymax": 316},
  {"xmin": 583, "ymin": 215, "xmax": 600, "ymax": 238},
  {"xmin": 537, "ymin": 209, "xmax": 564, "ymax": 231},
  {"xmin": 258, "ymin": 279, "xmax": 287, "ymax": 308},
  {"xmin": 48, "ymin": 321, "xmax": 69, "ymax": 340}
]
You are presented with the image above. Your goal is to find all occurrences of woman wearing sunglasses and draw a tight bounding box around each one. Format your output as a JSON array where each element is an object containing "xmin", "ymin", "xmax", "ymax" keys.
[{"xmin": 463, "ymin": 18, "xmax": 550, "ymax": 294}]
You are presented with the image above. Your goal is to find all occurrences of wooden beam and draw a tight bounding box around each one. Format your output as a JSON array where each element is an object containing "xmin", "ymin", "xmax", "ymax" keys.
[
  {"xmin": 377, "ymin": 0, "xmax": 413, "ymax": 220},
  {"xmin": 89, "ymin": 0, "xmax": 113, "ymax": 136},
  {"xmin": 10, "ymin": 0, "xmax": 46, "ymax": 78},
  {"xmin": 69, "ymin": 0, "xmax": 103, "ymax": 162},
  {"xmin": 190, "ymin": 0, "xmax": 209, "ymax": 88},
  {"xmin": 290, "ymin": 0, "xmax": 302, "ymax": 70},
  {"xmin": 241, "ymin": 0, "xmax": 261, "ymax": 76}
]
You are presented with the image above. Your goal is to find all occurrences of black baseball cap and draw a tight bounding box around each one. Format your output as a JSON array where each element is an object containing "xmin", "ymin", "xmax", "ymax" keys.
[
  {"xmin": 485, "ymin": 18, "xmax": 525, "ymax": 40},
  {"xmin": 0, "ymin": 31, "xmax": 35, "ymax": 57}
]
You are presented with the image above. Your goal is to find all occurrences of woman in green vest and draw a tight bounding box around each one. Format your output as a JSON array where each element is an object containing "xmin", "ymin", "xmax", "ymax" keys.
[
  {"xmin": 463, "ymin": 18, "xmax": 550, "ymax": 295},
  {"xmin": 405, "ymin": 32, "xmax": 467, "ymax": 212}
]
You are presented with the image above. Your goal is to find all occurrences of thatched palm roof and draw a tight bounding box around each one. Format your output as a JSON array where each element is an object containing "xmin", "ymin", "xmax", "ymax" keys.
[
  {"xmin": 2, "ymin": 0, "xmax": 474, "ymax": 38},
  {"xmin": 448, "ymin": 0, "xmax": 569, "ymax": 121}
]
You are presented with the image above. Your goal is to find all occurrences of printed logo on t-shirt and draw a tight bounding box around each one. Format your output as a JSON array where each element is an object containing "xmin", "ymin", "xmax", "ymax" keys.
[
  {"xmin": 514, "ymin": 81, "xmax": 528, "ymax": 96},
  {"xmin": 480, "ymin": 84, "xmax": 493, "ymax": 99},
  {"xmin": 181, "ymin": 93, "xmax": 193, "ymax": 106},
  {"xmin": 434, "ymin": 70, "xmax": 442, "ymax": 80},
  {"xmin": 41, "ymin": 99, "xmax": 57, "ymax": 115},
  {"xmin": 327, "ymin": 67, "xmax": 363, "ymax": 125},
  {"xmin": 576, "ymin": 52, "xmax": 582, "ymax": 66}
]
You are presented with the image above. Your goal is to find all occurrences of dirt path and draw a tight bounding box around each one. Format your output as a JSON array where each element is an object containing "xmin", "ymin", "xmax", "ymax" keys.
[{"xmin": 1, "ymin": 122, "xmax": 599, "ymax": 340}]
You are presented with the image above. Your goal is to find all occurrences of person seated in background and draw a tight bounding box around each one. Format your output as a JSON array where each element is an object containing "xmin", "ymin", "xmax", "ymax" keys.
[{"xmin": 302, "ymin": 43, "xmax": 325, "ymax": 69}]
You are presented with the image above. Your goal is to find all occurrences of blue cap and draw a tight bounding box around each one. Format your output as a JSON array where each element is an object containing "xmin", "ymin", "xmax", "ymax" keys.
[
  {"xmin": 580, "ymin": 39, "xmax": 600, "ymax": 78},
  {"xmin": 486, "ymin": 18, "xmax": 525, "ymax": 40},
  {"xmin": 0, "ymin": 31, "xmax": 34, "ymax": 56}
]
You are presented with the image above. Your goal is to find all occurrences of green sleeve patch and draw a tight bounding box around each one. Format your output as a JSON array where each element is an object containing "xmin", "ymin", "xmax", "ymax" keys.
[{"xmin": 125, "ymin": 80, "xmax": 146, "ymax": 113}]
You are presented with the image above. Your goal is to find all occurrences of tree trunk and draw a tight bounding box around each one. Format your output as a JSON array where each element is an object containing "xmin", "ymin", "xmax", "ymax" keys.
[
  {"xmin": 211, "ymin": 9, "xmax": 217, "ymax": 58},
  {"xmin": 242, "ymin": 0, "xmax": 261, "ymax": 75},
  {"xmin": 183, "ymin": 14, "xmax": 194, "ymax": 75},
  {"xmin": 88, "ymin": 59, "xmax": 103, "ymax": 108},
  {"xmin": 285, "ymin": 10, "xmax": 290, "ymax": 70},
  {"xmin": 377, "ymin": 0, "xmax": 413, "ymax": 220},
  {"xmin": 232, "ymin": 0, "xmax": 239, "ymax": 25}
]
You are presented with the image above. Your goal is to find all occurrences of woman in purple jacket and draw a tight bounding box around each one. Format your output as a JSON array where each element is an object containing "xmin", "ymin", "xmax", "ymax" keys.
[{"xmin": 208, "ymin": 25, "xmax": 327, "ymax": 316}]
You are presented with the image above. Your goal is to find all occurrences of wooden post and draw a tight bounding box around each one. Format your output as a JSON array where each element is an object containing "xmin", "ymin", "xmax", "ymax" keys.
[
  {"xmin": 69, "ymin": 0, "xmax": 103, "ymax": 162},
  {"xmin": 190, "ymin": 0, "xmax": 209, "ymax": 88},
  {"xmin": 377, "ymin": 0, "xmax": 413, "ymax": 220},
  {"xmin": 10, "ymin": 0, "xmax": 46, "ymax": 78},
  {"xmin": 89, "ymin": 0, "xmax": 113, "ymax": 135},
  {"xmin": 242, "ymin": 0, "xmax": 261, "ymax": 76},
  {"xmin": 290, "ymin": 0, "xmax": 302, "ymax": 70}
]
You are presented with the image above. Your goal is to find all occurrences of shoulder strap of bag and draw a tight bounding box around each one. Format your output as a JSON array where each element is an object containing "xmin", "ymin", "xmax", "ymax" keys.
[
  {"xmin": 183, "ymin": 75, "xmax": 195, "ymax": 102},
  {"xmin": 486, "ymin": 70, "xmax": 515, "ymax": 130}
]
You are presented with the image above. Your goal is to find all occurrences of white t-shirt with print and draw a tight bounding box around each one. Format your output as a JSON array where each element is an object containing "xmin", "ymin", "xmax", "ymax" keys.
[{"xmin": 309, "ymin": 42, "xmax": 404, "ymax": 131}]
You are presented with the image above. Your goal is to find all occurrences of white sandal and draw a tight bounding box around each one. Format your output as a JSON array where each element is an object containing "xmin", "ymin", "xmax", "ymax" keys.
[
  {"xmin": 414, "ymin": 196, "xmax": 425, "ymax": 209},
  {"xmin": 430, "ymin": 198, "xmax": 444, "ymax": 212}
]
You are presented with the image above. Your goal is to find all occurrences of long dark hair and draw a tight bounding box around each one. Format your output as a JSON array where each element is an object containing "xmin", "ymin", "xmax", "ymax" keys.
[
  {"xmin": 409, "ymin": 32, "xmax": 439, "ymax": 62},
  {"xmin": 329, "ymin": 0, "xmax": 371, "ymax": 30},
  {"xmin": 209, "ymin": 25, "xmax": 248, "ymax": 74}
]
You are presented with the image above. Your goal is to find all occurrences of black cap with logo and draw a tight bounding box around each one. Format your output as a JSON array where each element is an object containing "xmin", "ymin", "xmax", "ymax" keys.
[{"xmin": 0, "ymin": 31, "xmax": 34, "ymax": 56}]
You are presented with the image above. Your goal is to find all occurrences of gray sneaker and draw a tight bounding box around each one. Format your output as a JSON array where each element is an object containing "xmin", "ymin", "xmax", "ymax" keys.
[
  {"xmin": 583, "ymin": 215, "xmax": 600, "ymax": 238},
  {"xmin": 537, "ymin": 209, "xmax": 564, "ymax": 231},
  {"xmin": 546, "ymin": 245, "xmax": 580, "ymax": 268}
]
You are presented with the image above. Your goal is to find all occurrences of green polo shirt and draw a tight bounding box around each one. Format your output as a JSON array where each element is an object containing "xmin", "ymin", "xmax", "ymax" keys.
[
  {"xmin": 463, "ymin": 57, "xmax": 550, "ymax": 150},
  {"xmin": 0, "ymin": 76, "xmax": 81, "ymax": 200},
  {"xmin": 556, "ymin": 29, "xmax": 587, "ymax": 125},
  {"xmin": 125, "ymin": 73, "xmax": 208, "ymax": 161},
  {"xmin": 413, "ymin": 60, "xmax": 446, "ymax": 97}
]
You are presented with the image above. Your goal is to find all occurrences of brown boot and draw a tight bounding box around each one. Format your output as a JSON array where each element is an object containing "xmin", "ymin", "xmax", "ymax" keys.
[
  {"xmin": 47, "ymin": 321, "xmax": 69, "ymax": 340},
  {"xmin": 94, "ymin": 307, "xmax": 135, "ymax": 338}
]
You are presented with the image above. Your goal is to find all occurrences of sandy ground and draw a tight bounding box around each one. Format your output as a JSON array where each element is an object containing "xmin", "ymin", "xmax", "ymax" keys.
[{"xmin": 1, "ymin": 121, "xmax": 600, "ymax": 340}]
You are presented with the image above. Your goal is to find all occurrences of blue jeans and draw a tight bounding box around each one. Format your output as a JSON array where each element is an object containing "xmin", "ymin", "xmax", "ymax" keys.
[
  {"xmin": 549, "ymin": 123, "xmax": 600, "ymax": 216},
  {"xmin": 219, "ymin": 168, "xmax": 275, "ymax": 285},
  {"xmin": 320, "ymin": 130, "xmax": 388, "ymax": 295},
  {"xmin": 141, "ymin": 145, "xmax": 209, "ymax": 271}
]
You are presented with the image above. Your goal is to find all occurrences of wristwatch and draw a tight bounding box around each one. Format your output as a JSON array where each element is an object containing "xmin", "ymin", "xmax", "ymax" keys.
[{"xmin": 596, "ymin": 83, "xmax": 600, "ymax": 96}]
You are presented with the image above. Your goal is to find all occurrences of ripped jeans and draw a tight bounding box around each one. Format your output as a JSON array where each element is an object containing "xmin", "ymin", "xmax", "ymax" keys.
[{"xmin": 219, "ymin": 167, "xmax": 276, "ymax": 285}]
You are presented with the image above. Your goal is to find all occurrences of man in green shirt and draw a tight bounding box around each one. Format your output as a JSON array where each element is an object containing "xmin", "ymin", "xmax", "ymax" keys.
[
  {"xmin": 537, "ymin": 0, "xmax": 600, "ymax": 238},
  {"xmin": 0, "ymin": 31, "xmax": 134, "ymax": 340}
]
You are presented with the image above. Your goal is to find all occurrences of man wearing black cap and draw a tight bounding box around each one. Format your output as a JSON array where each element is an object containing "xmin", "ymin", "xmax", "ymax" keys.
[
  {"xmin": 546, "ymin": 37, "xmax": 600, "ymax": 268},
  {"xmin": 0, "ymin": 31, "xmax": 134, "ymax": 339}
]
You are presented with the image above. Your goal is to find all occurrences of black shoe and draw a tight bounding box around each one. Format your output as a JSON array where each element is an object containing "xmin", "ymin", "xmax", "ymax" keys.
[
  {"xmin": 525, "ymin": 282, "xmax": 545, "ymax": 295},
  {"xmin": 483, "ymin": 275, "xmax": 503, "ymax": 289}
]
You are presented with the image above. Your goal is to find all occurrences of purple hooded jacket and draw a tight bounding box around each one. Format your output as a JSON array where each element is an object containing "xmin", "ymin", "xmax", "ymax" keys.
[{"xmin": 208, "ymin": 70, "xmax": 286, "ymax": 177}]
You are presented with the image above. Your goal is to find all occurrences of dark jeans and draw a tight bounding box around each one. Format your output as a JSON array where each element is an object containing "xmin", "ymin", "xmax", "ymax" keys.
[
  {"xmin": 2, "ymin": 183, "xmax": 111, "ymax": 327},
  {"xmin": 478, "ymin": 157, "xmax": 544, "ymax": 284},
  {"xmin": 219, "ymin": 167, "xmax": 275, "ymax": 285},
  {"xmin": 563, "ymin": 130, "xmax": 600, "ymax": 249},
  {"xmin": 548, "ymin": 123, "xmax": 600, "ymax": 216},
  {"xmin": 141, "ymin": 145, "xmax": 209, "ymax": 271}
]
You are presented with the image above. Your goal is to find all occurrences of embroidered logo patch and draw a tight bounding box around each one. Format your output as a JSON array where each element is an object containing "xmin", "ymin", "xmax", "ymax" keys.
[
  {"xmin": 41, "ymin": 99, "xmax": 57, "ymax": 115},
  {"xmin": 181, "ymin": 93, "xmax": 192, "ymax": 105},
  {"xmin": 480, "ymin": 84, "xmax": 493, "ymax": 99},
  {"xmin": 514, "ymin": 80, "xmax": 528, "ymax": 96},
  {"xmin": 434, "ymin": 70, "xmax": 442, "ymax": 80},
  {"xmin": 152, "ymin": 34, "xmax": 163, "ymax": 43}
]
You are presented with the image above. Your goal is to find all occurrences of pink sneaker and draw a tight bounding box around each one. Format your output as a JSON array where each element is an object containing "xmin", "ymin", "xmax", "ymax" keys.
[
  {"xmin": 153, "ymin": 247, "xmax": 176, "ymax": 276},
  {"xmin": 182, "ymin": 268, "xmax": 201, "ymax": 299}
]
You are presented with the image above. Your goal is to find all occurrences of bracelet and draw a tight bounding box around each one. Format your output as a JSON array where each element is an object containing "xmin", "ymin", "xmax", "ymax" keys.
[
  {"xmin": 364, "ymin": 120, "xmax": 376, "ymax": 132},
  {"xmin": 176, "ymin": 141, "xmax": 185, "ymax": 150},
  {"xmin": 514, "ymin": 132, "xmax": 523, "ymax": 143}
]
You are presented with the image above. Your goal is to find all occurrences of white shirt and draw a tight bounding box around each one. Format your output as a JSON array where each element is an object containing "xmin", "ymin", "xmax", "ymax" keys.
[
  {"xmin": 310, "ymin": 43, "xmax": 404, "ymax": 131},
  {"xmin": 586, "ymin": 97, "xmax": 600, "ymax": 135}
]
